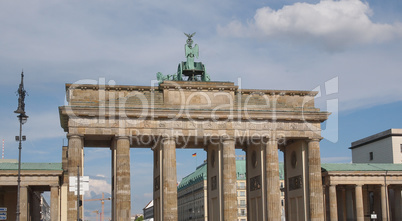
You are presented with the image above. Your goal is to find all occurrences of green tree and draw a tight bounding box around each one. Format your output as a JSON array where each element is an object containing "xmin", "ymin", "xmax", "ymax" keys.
[{"xmin": 135, "ymin": 216, "xmax": 144, "ymax": 221}]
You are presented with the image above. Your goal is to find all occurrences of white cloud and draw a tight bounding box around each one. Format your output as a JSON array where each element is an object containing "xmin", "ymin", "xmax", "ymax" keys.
[
  {"xmin": 218, "ymin": 0, "xmax": 402, "ymax": 51},
  {"xmin": 85, "ymin": 178, "xmax": 111, "ymax": 198}
]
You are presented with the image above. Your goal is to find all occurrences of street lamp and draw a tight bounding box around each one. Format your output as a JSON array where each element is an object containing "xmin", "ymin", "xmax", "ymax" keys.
[{"xmin": 14, "ymin": 71, "xmax": 28, "ymax": 221}]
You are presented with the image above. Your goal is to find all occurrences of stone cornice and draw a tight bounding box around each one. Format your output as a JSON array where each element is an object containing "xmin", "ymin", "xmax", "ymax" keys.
[
  {"xmin": 66, "ymin": 83, "xmax": 157, "ymax": 92},
  {"xmin": 326, "ymin": 171, "xmax": 402, "ymax": 176},
  {"xmin": 324, "ymin": 171, "xmax": 402, "ymax": 186},
  {"xmin": 59, "ymin": 106, "xmax": 329, "ymax": 131},
  {"xmin": 65, "ymin": 82, "xmax": 318, "ymax": 97},
  {"xmin": 160, "ymin": 81, "xmax": 238, "ymax": 91},
  {"xmin": 238, "ymin": 89, "xmax": 317, "ymax": 97}
]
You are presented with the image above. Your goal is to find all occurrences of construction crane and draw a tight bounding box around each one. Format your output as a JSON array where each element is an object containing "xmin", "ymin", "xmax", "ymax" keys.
[
  {"xmin": 85, "ymin": 193, "xmax": 111, "ymax": 221},
  {"xmin": 92, "ymin": 210, "xmax": 99, "ymax": 221}
]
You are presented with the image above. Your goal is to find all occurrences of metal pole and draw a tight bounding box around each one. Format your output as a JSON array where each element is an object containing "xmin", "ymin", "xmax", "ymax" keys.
[
  {"xmin": 77, "ymin": 165, "xmax": 80, "ymax": 221},
  {"xmin": 15, "ymin": 115, "xmax": 23, "ymax": 221},
  {"xmin": 14, "ymin": 71, "xmax": 27, "ymax": 221}
]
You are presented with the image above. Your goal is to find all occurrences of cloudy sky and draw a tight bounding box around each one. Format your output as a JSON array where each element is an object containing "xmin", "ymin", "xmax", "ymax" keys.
[{"xmin": 1, "ymin": 0, "xmax": 402, "ymax": 218}]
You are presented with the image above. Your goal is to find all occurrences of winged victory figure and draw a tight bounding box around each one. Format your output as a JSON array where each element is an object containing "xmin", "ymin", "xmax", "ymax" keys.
[{"xmin": 184, "ymin": 32, "xmax": 199, "ymax": 70}]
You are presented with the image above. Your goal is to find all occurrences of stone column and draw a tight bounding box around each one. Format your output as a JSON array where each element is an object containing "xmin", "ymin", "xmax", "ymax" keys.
[
  {"xmin": 381, "ymin": 185, "xmax": 389, "ymax": 221},
  {"xmin": 20, "ymin": 185, "xmax": 28, "ymax": 221},
  {"xmin": 308, "ymin": 139, "xmax": 324, "ymax": 221},
  {"xmin": 222, "ymin": 138, "xmax": 238, "ymax": 220},
  {"xmin": 115, "ymin": 136, "xmax": 131, "ymax": 221},
  {"xmin": 161, "ymin": 137, "xmax": 178, "ymax": 221},
  {"xmin": 394, "ymin": 186, "xmax": 402, "ymax": 220},
  {"xmin": 355, "ymin": 185, "xmax": 364, "ymax": 221},
  {"xmin": 60, "ymin": 146, "xmax": 68, "ymax": 221},
  {"xmin": 67, "ymin": 134, "xmax": 83, "ymax": 221},
  {"xmin": 245, "ymin": 143, "xmax": 264, "ymax": 221},
  {"xmin": 346, "ymin": 187, "xmax": 354, "ymax": 220},
  {"xmin": 363, "ymin": 185, "xmax": 369, "ymax": 218},
  {"xmin": 341, "ymin": 187, "xmax": 347, "ymax": 221},
  {"xmin": 329, "ymin": 185, "xmax": 338, "ymax": 221},
  {"xmin": 266, "ymin": 138, "xmax": 281, "ymax": 221},
  {"xmin": 282, "ymin": 146, "xmax": 289, "ymax": 221},
  {"xmin": 31, "ymin": 191, "xmax": 42, "ymax": 220},
  {"xmin": 153, "ymin": 142, "xmax": 162, "ymax": 221},
  {"xmin": 51, "ymin": 186, "xmax": 60, "ymax": 221},
  {"xmin": 206, "ymin": 142, "xmax": 222, "ymax": 221},
  {"xmin": 111, "ymin": 142, "xmax": 117, "ymax": 221},
  {"xmin": 60, "ymin": 184, "xmax": 68, "ymax": 221}
]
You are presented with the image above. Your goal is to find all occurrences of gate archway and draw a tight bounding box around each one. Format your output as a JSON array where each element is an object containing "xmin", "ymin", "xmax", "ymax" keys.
[{"xmin": 59, "ymin": 80, "xmax": 328, "ymax": 221}]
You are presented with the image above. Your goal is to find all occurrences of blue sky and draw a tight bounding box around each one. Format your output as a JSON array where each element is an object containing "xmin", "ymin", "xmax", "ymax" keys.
[{"xmin": 1, "ymin": 0, "xmax": 402, "ymax": 218}]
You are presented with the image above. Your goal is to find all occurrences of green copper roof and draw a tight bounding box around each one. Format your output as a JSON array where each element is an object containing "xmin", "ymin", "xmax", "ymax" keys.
[
  {"xmin": 321, "ymin": 163, "xmax": 402, "ymax": 172},
  {"xmin": 0, "ymin": 162, "xmax": 62, "ymax": 171},
  {"xmin": 178, "ymin": 160, "xmax": 285, "ymax": 190},
  {"xmin": 178, "ymin": 162, "xmax": 207, "ymax": 190}
]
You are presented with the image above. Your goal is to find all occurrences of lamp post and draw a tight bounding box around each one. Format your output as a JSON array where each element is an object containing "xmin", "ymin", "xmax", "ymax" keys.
[{"xmin": 14, "ymin": 72, "xmax": 28, "ymax": 221}]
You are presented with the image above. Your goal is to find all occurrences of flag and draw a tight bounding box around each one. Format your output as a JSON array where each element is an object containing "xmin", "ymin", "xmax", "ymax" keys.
[{"xmin": 192, "ymin": 153, "xmax": 197, "ymax": 157}]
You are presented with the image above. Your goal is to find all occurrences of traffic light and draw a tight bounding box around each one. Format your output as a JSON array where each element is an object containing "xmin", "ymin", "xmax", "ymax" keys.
[{"xmin": 79, "ymin": 200, "xmax": 82, "ymax": 207}]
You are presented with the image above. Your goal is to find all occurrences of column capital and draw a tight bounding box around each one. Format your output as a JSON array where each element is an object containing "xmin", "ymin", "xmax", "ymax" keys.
[
  {"xmin": 161, "ymin": 135, "xmax": 176, "ymax": 142},
  {"xmin": 221, "ymin": 135, "xmax": 234, "ymax": 142},
  {"xmin": 308, "ymin": 137, "xmax": 322, "ymax": 142},
  {"xmin": 204, "ymin": 140, "xmax": 219, "ymax": 151},
  {"xmin": 221, "ymin": 137, "xmax": 235, "ymax": 148},
  {"xmin": 114, "ymin": 136, "xmax": 130, "ymax": 140},
  {"xmin": 67, "ymin": 134, "xmax": 83, "ymax": 139},
  {"xmin": 259, "ymin": 136, "xmax": 277, "ymax": 145},
  {"xmin": 266, "ymin": 137, "xmax": 281, "ymax": 147}
]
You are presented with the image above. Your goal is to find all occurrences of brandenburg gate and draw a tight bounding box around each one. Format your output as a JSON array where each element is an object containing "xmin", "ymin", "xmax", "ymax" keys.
[{"xmin": 59, "ymin": 34, "xmax": 329, "ymax": 221}]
